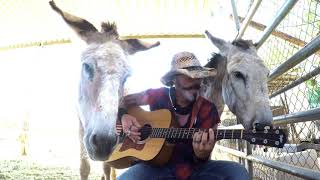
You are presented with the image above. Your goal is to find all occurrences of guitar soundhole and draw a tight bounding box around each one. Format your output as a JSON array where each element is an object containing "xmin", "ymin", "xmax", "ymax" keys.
[{"xmin": 139, "ymin": 124, "xmax": 152, "ymax": 141}]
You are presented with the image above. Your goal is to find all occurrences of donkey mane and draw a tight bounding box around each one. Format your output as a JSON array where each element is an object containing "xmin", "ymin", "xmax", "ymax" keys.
[
  {"xmin": 205, "ymin": 52, "xmax": 227, "ymax": 85},
  {"xmin": 231, "ymin": 39, "xmax": 254, "ymax": 50},
  {"xmin": 101, "ymin": 22, "xmax": 119, "ymax": 37}
]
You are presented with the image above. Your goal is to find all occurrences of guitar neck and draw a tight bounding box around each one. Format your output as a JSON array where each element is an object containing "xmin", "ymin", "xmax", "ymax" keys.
[
  {"xmin": 149, "ymin": 128, "xmax": 245, "ymax": 140},
  {"xmin": 117, "ymin": 124, "xmax": 286, "ymax": 148}
]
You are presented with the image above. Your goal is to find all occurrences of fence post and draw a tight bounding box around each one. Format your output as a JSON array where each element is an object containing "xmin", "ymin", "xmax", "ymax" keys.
[
  {"xmin": 245, "ymin": 142, "xmax": 253, "ymax": 179},
  {"xmin": 230, "ymin": 0, "xmax": 240, "ymax": 31},
  {"xmin": 236, "ymin": 0, "xmax": 262, "ymax": 40},
  {"xmin": 255, "ymin": 0, "xmax": 298, "ymax": 49}
]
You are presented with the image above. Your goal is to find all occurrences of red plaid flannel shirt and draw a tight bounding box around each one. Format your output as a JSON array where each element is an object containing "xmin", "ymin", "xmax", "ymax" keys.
[{"xmin": 145, "ymin": 87, "xmax": 220, "ymax": 180}]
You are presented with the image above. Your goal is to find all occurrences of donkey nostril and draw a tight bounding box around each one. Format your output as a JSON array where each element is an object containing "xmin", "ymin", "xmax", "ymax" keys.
[
  {"xmin": 253, "ymin": 122, "xmax": 273, "ymax": 131},
  {"xmin": 90, "ymin": 134, "xmax": 99, "ymax": 150},
  {"xmin": 253, "ymin": 122, "xmax": 263, "ymax": 130}
]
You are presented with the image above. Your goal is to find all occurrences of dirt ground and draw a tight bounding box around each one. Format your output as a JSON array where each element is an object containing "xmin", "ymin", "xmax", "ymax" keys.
[{"xmin": 0, "ymin": 159, "xmax": 101, "ymax": 180}]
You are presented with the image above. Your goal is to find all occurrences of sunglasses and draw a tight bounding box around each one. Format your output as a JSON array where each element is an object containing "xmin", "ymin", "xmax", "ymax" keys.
[{"xmin": 181, "ymin": 84, "xmax": 201, "ymax": 91}]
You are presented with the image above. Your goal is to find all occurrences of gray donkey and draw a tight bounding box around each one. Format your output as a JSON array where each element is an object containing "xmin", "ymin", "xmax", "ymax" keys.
[
  {"xmin": 49, "ymin": 1, "xmax": 159, "ymax": 179},
  {"xmin": 202, "ymin": 30, "xmax": 273, "ymax": 130}
]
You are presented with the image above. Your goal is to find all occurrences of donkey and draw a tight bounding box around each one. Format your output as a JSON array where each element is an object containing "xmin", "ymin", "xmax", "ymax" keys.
[
  {"xmin": 201, "ymin": 31, "xmax": 273, "ymax": 130},
  {"xmin": 49, "ymin": 1, "xmax": 159, "ymax": 179}
]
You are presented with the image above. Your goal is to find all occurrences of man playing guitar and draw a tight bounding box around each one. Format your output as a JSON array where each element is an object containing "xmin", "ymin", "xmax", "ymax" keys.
[{"xmin": 117, "ymin": 52, "xmax": 249, "ymax": 180}]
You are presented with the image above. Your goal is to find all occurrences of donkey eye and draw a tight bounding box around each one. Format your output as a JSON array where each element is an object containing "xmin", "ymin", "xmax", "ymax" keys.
[
  {"xmin": 233, "ymin": 71, "xmax": 245, "ymax": 79},
  {"xmin": 83, "ymin": 63, "xmax": 94, "ymax": 80}
]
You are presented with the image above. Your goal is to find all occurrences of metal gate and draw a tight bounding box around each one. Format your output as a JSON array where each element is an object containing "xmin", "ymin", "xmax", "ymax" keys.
[{"xmin": 214, "ymin": 0, "xmax": 320, "ymax": 179}]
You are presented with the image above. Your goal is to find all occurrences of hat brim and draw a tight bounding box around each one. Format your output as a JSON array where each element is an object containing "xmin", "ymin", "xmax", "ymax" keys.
[{"xmin": 161, "ymin": 67, "xmax": 217, "ymax": 86}]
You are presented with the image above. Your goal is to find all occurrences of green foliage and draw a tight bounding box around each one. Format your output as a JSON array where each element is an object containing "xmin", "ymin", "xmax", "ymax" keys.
[{"xmin": 306, "ymin": 78, "xmax": 320, "ymax": 109}]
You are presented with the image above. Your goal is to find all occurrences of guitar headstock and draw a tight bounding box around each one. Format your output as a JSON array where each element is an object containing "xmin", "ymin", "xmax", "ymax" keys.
[{"xmin": 243, "ymin": 128, "xmax": 287, "ymax": 148}]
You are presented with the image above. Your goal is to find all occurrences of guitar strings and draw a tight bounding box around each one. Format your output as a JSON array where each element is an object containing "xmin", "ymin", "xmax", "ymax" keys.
[
  {"xmin": 116, "ymin": 129, "xmax": 283, "ymax": 146},
  {"xmin": 116, "ymin": 125, "xmax": 284, "ymax": 141},
  {"xmin": 116, "ymin": 124, "xmax": 283, "ymax": 133},
  {"xmin": 119, "ymin": 128, "xmax": 282, "ymax": 135}
]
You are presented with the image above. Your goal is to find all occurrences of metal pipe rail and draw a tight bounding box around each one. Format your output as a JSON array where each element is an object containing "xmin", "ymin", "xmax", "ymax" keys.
[
  {"xmin": 270, "ymin": 67, "xmax": 320, "ymax": 98},
  {"xmin": 273, "ymin": 108, "xmax": 320, "ymax": 125},
  {"xmin": 255, "ymin": 0, "xmax": 298, "ymax": 49},
  {"xmin": 268, "ymin": 35, "xmax": 320, "ymax": 82},
  {"xmin": 236, "ymin": 0, "xmax": 262, "ymax": 40},
  {"xmin": 230, "ymin": 0, "xmax": 240, "ymax": 32},
  {"xmin": 215, "ymin": 145, "xmax": 320, "ymax": 180}
]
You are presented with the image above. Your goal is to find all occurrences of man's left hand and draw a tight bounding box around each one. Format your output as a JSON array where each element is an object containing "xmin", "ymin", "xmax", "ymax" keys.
[{"xmin": 192, "ymin": 128, "xmax": 215, "ymax": 159}]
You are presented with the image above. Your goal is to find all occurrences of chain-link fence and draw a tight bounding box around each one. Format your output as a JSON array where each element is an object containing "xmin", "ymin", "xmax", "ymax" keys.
[{"xmin": 214, "ymin": 0, "xmax": 320, "ymax": 179}]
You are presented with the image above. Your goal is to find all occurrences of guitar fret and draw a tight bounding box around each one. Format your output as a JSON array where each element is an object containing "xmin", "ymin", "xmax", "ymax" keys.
[
  {"xmin": 159, "ymin": 128, "xmax": 163, "ymax": 138},
  {"xmin": 171, "ymin": 129, "xmax": 177, "ymax": 138},
  {"xmin": 158, "ymin": 128, "xmax": 161, "ymax": 138},
  {"xmin": 155, "ymin": 128, "xmax": 159, "ymax": 138},
  {"xmin": 160, "ymin": 128, "xmax": 164, "ymax": 138},
  {"xmin": 184, "ymin": 128, "xmax": 188, "ymax": 139},
  {"xmin": 232, "ymin": 129, "xmax": 234, "ymax": 139},
  {"xmin": 216, "ymin": 129, "xmax": 219, "ymax": 139},
  {"xmin": 156, "ymin": 128, "xmax": 161, "ymax": 137},
  {"xmin": 153, "ymin": 128, "xmax": 156, "ymax": 138},
  {"xmin": 191, "ymin": 128, "xmax": 195, "ymax": 139},
  {"xmin": 158, "ymin": 128, "xmax": 162, "ymax": 138},
  {"xmin": 175, "ymin": 129, "xmax": 179, "ymax": 138},
  {"xmin": 153, "ymin": 128, "xmax": 159, "ymax": 137},
  {"xmin": 170, "ymin": 128, "xmax": 175, "ymax": 138},
  {"xmin": 172, "ymin": 128, "xmax": 175, "ymax": 138}
]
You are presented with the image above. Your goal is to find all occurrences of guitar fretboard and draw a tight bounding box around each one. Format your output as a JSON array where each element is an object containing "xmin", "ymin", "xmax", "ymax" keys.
[
  {"xmin": 116, "ymin": 124, "xmax": 286, "ymax": 148},
  {"xmin": 149, "ymin": 128, "xmax": 245, "ymax": 140}
]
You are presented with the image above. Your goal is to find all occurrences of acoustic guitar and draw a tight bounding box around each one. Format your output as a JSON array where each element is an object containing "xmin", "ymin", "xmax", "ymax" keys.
[{"xmin": 106, "ymin": 106, "xmax": 287, "ymax": 169}]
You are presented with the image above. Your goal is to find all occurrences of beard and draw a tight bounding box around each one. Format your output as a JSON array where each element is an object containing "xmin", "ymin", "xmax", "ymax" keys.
[{"xmin": 181, "ymin": 90, "xmax": 198, "ymax": 102}]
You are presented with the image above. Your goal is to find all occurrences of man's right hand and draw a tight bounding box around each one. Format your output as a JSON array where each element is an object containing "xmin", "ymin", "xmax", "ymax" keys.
[{"xmin": 121, "ymin": 114, "xmax": 141, "ymax": 143}]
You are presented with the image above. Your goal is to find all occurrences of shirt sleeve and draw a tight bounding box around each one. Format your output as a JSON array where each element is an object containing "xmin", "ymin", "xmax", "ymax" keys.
[
  {"xmin": 198, "ymin": 98, "xmax": 221, "ymax": 128},
  {"xmin": 145, "ymin": 87, "xmax": 167, "ymax": 106},
  {"xmin": 211, "ymin": 102, "xmax": 221, "ymax": 125}
]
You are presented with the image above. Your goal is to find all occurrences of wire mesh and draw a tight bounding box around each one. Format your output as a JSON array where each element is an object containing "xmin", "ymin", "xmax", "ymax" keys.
[{"xmin": 230, "ymin": 0, "xmax": 320, "ymax": 179}]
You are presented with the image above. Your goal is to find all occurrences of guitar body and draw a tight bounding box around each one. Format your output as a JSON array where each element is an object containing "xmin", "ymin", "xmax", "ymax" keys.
[{"xmin": 106, "ymin": 106, "xmax": 174, "ymax": 169}]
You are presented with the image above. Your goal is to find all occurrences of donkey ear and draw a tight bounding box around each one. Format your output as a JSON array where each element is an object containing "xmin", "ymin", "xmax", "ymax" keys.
[
  {"xmin": 205, "ymin": 30, "xmax": 231, "ymax": 56},
  {"xmin": 49, "ymin": 1, "xmax": 98, "ymax": 44},
  {"xmin": 120, "ymin": 39, "xmax": 160, "ymax": 55}
]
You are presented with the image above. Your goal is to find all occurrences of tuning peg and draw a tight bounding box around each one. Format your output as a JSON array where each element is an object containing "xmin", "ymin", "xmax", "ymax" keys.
[
  {"xmin": 251, "ymin": 138, "xmax": 256, "ymax": 143},
  {"xmin": 263, "ymin": 139, "xmax": 268, "ymax": 144}
]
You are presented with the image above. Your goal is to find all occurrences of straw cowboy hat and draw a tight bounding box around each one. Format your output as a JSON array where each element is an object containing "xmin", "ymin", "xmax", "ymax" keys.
[{"xmin": 161, "ymin": 51, "xmax": 217, "ymax": 86}]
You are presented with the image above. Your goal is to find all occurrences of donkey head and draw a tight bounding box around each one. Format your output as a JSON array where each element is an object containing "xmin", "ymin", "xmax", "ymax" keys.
[
  {"xmin": 49, "ymin": 1, "xmax": 159, "ymax": 161},
  {"xmin": 205, "ymin": 30, "xmax": 272, "ymax": 130}
]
